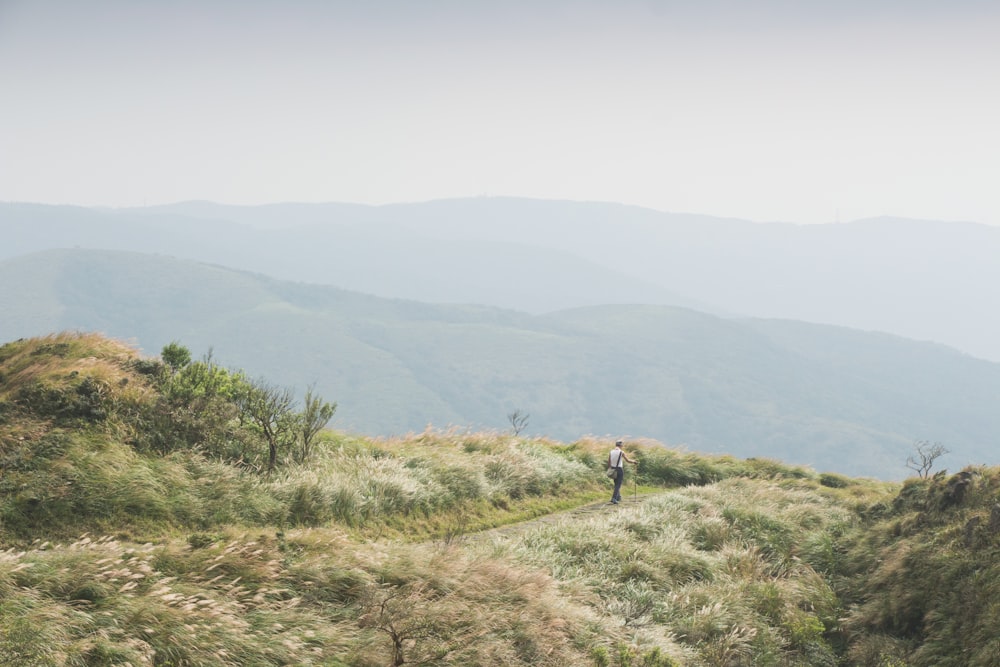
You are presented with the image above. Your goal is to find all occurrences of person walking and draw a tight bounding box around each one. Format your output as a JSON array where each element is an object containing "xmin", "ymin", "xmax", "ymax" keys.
[{"xmin": 608, "ymin": 440, "xmax": 637, "ymax": 504}]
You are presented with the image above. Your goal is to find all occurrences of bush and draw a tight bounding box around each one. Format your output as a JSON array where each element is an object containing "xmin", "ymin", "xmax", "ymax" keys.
[
  {"xmin": 286, "ymin": 482, "xmax": 333, "ymax": 525},
  {"xmin": 637, "ymin": 450, "xmax": 723, "ymax": 486},
  {"xmin": 721, "ymin": 507, "xmax": 794, "ymax": 561},
  {"xmin": 433, "ymin": 464, "xmax": 486, "ymax": 501},
  {"xmin": 820, "ymin": 472, "xmax": 852, "ymax": 488},
  {"xmin": 13, "ymin": 377, "xmax": 109, "ymax": 424},
  {"xmin": 742, "ymin": 457, "xmax": 814, "ymax": 479}
]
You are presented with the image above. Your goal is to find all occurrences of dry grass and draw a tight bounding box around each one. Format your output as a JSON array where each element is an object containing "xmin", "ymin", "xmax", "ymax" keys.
[
  {"xmin": 21, "ymin": 332, "xmax": 1000, "ymax": 665},
  {"xmin": 481, "ymin": 477, "xmax": 859, "ymax": 665},
  {"xmin": 0, "ymin": 527, "xmax": 619, "ymax": 666},
  {"xmin": 0, "ymin": 331, "xmax": 139, "ymax": 398}
]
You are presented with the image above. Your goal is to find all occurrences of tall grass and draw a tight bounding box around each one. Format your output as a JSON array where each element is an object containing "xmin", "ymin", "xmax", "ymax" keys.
[
  {"xmin": 487, "ymin": 477, "xmax": 856, "ymax": 665},
  {"xmin": 20, "ymin": 332, "xmax": 1000, "ymax": 665},
  {"xmin": 0, "ymin": 532, "xmax": 350, "ymax": 665},
  {"xmin": 0, "ymin": 333, "xmax": 610, "ymax": 543},
  {"xmin": 0, "ymin": 528, "xmax": 618, "ymax": 666},
  {"xmin": 268, "ymin": 432, "xmax": 600, "ymax": 534},
  {"xmin": 836, "ymin": 467, "xmax": 1000, "ymax": 666}
]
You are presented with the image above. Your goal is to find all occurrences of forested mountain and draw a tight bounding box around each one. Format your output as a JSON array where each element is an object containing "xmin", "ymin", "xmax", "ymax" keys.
[
  {"xmin": 3, "ymin": 248, "xmax": 998, "ymax": 479},
  {"xmin": 5, "ymin": 197, "xmax": 1000, "ymax": 361}
]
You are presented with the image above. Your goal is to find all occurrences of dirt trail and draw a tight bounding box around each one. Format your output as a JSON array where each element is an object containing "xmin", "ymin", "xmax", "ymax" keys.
[{"xmin": 465, "ymin": 491, "xmax": 666, "ymax": 543}]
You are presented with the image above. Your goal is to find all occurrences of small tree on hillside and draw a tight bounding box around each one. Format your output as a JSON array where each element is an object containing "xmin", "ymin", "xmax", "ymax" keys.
[
  {"xmin": 905, "ymin": 440, "xmax": 949, "ymax": 479},
  {"xmin": 295, "ymin": 383, "xmax": 337, "ymax": 464},
  {"xmin": 141, "ymin": 344, "xmax": 243, "ymax": 457},
  {"xmin": 163, "ymin": 349, "xmax": 238, "ymax": 402},
  {"xmin": 235, "ymin": 378, "xmax": 296, "ymax": 473},
  {"xmin": 160, "ymin": 341, "xmax": 192, "ymax": 372},
  {"xmin": 153, "ymin": 342, "xmax": 338, "ymax": 470}
]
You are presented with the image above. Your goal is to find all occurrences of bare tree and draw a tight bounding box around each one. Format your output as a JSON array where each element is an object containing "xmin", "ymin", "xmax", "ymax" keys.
[
  {"xmin": 358, "ymin": 582, "xmax": 473, "ymax": 666},
  {"xmin": 507, "ymin": 409, "xmax": 529, "ymax": 436},
  {"xmin": 905, "ymin": 440, "xmax": 949, "ymax": 479}
]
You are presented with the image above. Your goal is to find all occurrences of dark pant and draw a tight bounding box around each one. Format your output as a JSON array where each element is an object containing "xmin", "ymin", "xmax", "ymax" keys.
[{"xmin": 612, "ymin": 467, "xmax": 624, "ymax": 502}]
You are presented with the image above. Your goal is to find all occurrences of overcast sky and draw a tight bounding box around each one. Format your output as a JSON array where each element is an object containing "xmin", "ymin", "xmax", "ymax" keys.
[{"xmin": 1, "ymin": 0, "xmax": 998, "ymax": 224}]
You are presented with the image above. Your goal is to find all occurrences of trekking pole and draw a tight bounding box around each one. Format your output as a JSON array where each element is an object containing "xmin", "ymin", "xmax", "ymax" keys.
[{"xmin": 634, "ymin": 460, "xmax": 638, "ymax": 502}]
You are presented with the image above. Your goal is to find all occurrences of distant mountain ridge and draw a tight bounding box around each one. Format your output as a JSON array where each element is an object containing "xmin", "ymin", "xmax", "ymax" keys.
[
  {"xmin": 4, "ymin": 197, "xmax": 999, "ymax": 361},
  {"xmin": 3, "ymin": 247, "xmax": 999, "ymax": 479}
]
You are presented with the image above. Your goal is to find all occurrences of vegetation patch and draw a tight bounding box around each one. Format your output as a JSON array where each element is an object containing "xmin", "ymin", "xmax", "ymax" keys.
[{"xmin": 1, "ymin": 332, "xmax": 998, "ymax": 665}]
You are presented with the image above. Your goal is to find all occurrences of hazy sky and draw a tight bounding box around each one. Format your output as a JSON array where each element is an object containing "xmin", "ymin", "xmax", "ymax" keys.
[{"xmin": 2, "ymin": 0, "xmax": 998, "ymax": 224}]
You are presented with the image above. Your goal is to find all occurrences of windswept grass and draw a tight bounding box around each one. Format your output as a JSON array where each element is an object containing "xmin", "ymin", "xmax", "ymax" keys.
[
  {"xmin": 486, "ymin": 477, "xmax": 864, "ymax": 666},
  {"xmin": 835, "ymin": 467, "xmax": 1000, "ymax": 666},
  {"xmin": 0, "ymin": 332, "xmax": 137, "ymax": 390},
  {"xmin": 0, "ymin": 527, "xmax": 622, "ymax": 666},
  {"xmin": 0, "ymin": 334, "xmax": 613, "ymax": 541},
  {"xmin": 6, "ymin": 332, "xmax": 999, "ymax": 665},
  {"xmin": 268, "ymin": 431, "xmax": 608, "ymax": 540},
  {"xmin": 0, "ymin": 530, "xmax": 353, "ymax": 665}
]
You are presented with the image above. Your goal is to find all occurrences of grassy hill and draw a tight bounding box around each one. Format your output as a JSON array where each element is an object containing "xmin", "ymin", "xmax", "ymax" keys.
[
  {"xmin": 2, "ymin": 332, "xmax": 999, "ymax": 666},
  {"xmin": 4, "ymin": 249, "xmax": 1000, "ymax": 478}
]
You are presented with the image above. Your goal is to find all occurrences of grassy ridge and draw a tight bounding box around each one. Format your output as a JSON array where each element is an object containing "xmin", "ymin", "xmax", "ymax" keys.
[
  {"xmin": 7, "ymin": 249, "xmax": 1000, "ymax": 479},
  {"xmin": 2, "ymin": 333, "xmax": 999, "ymax": 665}
]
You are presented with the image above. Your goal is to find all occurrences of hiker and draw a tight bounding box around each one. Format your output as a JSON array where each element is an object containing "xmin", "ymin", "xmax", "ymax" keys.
[{"xmin": 608, "ymin": 440, "xmax": 637, "ymax": 504}]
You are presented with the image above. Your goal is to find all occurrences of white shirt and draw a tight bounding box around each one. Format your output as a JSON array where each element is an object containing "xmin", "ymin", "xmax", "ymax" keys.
[{"xmin": 609, "ymin": 448, "xmax": 625, "ymax": 469}]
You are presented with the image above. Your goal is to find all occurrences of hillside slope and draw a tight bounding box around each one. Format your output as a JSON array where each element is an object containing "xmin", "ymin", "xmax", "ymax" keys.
[
  {"xmin": 1, "ymin": 200, "xmax": 703, "ymax": 315},
  {"xmin": 2, "ymin": 333, "xmax": 998, "ymax": 666},
  {"xmin": 3, "ymin": 250, "xmax": 999, "ymax": 478},
  {"xmin": 5, "ymin": 197, "xmax": 1000, "ymax": 361}
]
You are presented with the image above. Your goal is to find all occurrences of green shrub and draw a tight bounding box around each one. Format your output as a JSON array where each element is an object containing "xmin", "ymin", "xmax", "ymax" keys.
[
  {"xmin": 690, "ymin": 518, "xmax": 731, "ymax": 551},
  {"xmin": 286, "ymin": 481, "xmax": 333, "ymax": 525},
  {"xmin": 13, "ymin": 377, "xmax": 109, "ymax": 424},
  {"xmin": 637, "ymin": 450, "xmax": 723, "ymax": 486},
  {"xmin": 819, "ymin": 472, "xmax": 852, "ymax": 488},
  {"xmin": 590, "ymin": 645, "xmax": 611, "ymax": 667},
  {"xmin": 785, "ymin": 610, "xmax": 826, "ymax": 647},
  {"xmin": 742, "ymin": 457, "xmax": 814, "ymax": 479},
  {"xmin": 721, "ymin": 507, "xmax": 794, "ymax": 560},
  {"xmin": 187, "ymin": 531, "xmax": 224, "ymax": 549},
  {"xmin": 434, "ymin": 464, "xmax": 486, "ymax": 501}
]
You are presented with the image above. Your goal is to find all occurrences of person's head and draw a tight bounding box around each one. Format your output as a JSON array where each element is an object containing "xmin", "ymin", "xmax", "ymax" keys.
[{"xmin": 615, "ymin": 440, "xmax": 623, "ymax": 448}]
